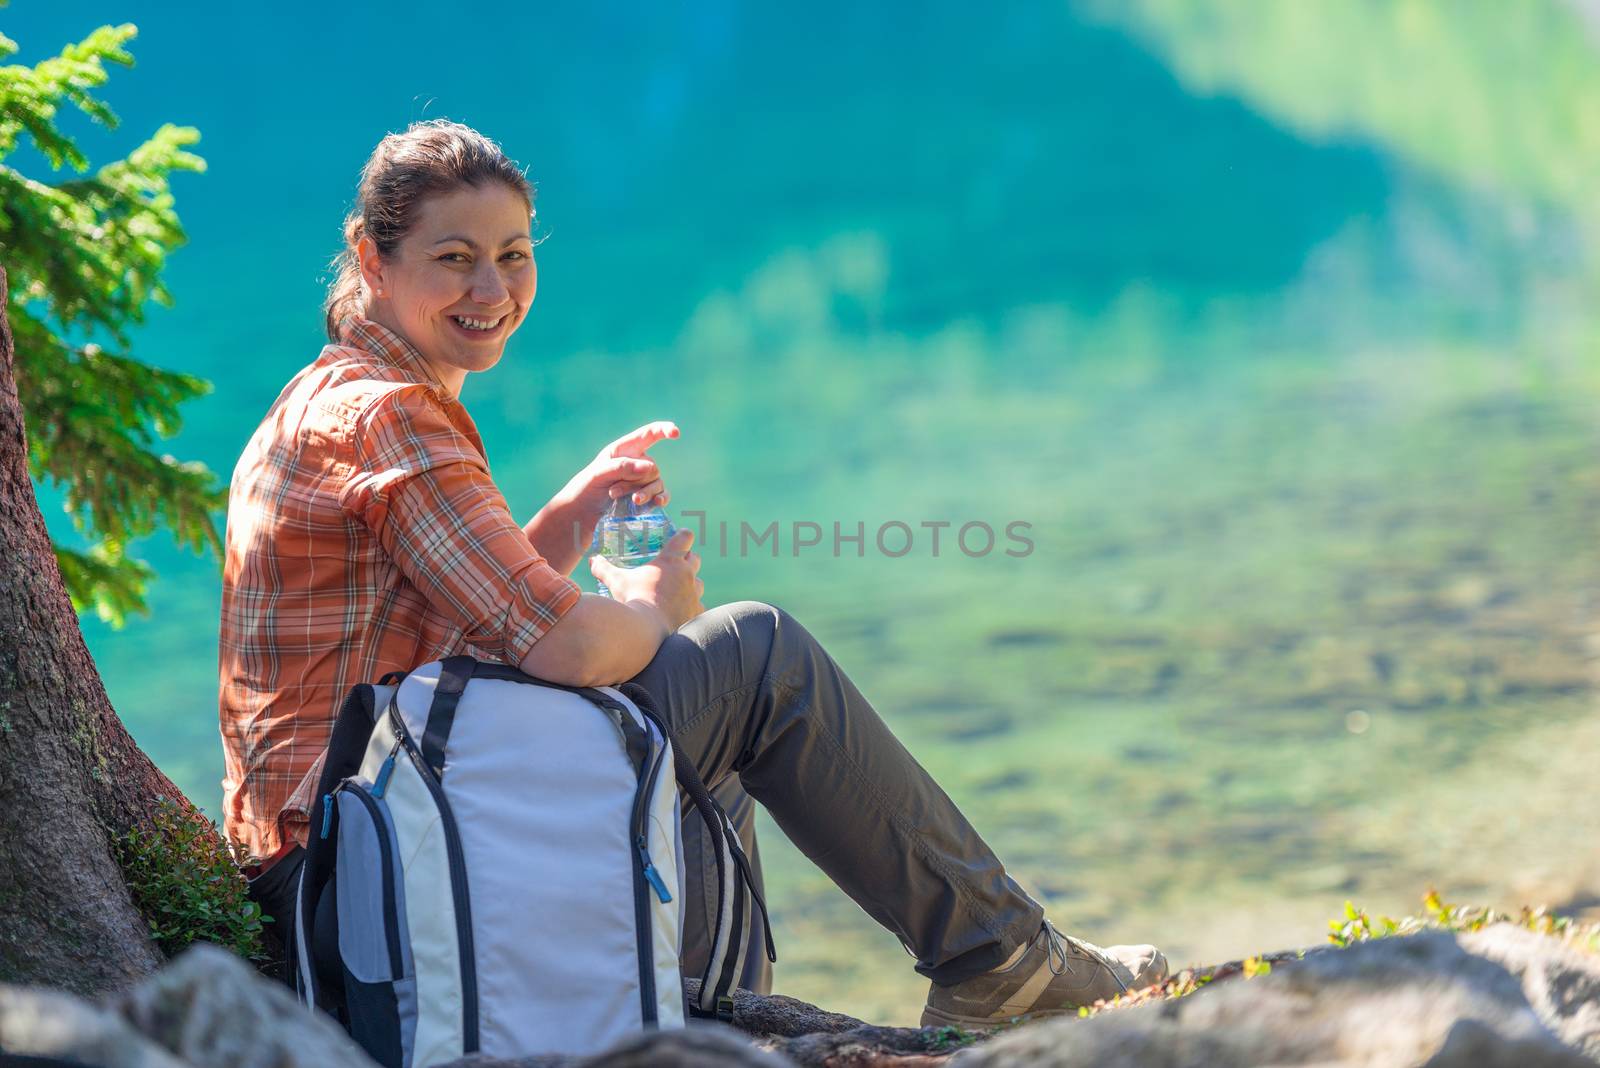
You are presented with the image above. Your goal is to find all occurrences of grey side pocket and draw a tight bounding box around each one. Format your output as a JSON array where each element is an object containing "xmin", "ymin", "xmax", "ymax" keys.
[{"xmin": 335, "ymin": 785, "xmax": 412, "ymax": 983}]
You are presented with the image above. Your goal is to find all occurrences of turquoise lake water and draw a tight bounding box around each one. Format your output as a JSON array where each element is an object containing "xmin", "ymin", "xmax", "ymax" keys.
[{"xmin": 10, "ymin": 0, "xmax": 1600, "ymax": 1022}]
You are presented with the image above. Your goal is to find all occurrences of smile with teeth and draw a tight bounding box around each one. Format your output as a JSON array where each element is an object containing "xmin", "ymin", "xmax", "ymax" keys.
[{"xmin": 450, "ymin": 313, "xmax": 504, "ymax": 332}]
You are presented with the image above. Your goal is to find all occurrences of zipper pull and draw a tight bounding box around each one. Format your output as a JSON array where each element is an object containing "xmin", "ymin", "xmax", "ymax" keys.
[
  {"xmin": 372, "ymin": 751, "xmax": 397, "ymax": 798},
  {"xmin": 320, "ymin": 793, "xmax": 334, "ymax": 840},
  {"xmin": 637, "ymin": 835, "xmax": 672, "ymax": 903}
]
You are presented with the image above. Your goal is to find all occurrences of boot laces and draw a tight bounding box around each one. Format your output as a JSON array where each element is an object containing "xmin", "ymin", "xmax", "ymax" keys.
[
  {"xmin": 1042, "ymin": 921, "xmax": 1129, "ymax": 994},
  {"xmin": 1043, "ymin": 921, "xmax": 1069, "ymax": 976}
]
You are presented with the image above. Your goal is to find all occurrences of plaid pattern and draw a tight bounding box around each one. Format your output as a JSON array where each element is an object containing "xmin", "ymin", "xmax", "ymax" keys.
[{"xmin": 219, "ymin": 315, "xmax": 582, "ymax": 866}]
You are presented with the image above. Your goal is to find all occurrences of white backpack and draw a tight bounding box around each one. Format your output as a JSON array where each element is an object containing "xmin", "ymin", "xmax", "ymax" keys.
[{"xmin": 294, "ymin": 656, "xmax": 772, "ymax": 1066}]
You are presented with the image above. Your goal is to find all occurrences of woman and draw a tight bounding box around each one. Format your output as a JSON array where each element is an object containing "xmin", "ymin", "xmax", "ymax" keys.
[{"xmin": 218, "ymin": 119, "xmax": 1167, "ymax": 1028}]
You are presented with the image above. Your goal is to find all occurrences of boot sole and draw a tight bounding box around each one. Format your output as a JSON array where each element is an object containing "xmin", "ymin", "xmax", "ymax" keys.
[{"xmin": 920, "ymin": 1003, "xmax": 1078, "ymax": 1030}]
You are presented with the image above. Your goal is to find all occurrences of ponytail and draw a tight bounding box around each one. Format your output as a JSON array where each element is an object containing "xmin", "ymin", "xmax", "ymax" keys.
[{"xmin": 322, "ymin": 213, "xmax": 367, "ymax": 342}]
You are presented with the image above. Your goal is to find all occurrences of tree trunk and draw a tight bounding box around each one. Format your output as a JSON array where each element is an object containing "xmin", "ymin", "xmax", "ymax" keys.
[{"xmin": 0, "ymin": 265, "xmax": 219, "ymax": 994}]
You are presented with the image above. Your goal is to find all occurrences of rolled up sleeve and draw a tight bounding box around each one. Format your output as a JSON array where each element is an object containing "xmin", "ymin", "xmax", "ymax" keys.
[{"xmin": 342, "ymin": 385, "xmax": 581, "ymax": 664}]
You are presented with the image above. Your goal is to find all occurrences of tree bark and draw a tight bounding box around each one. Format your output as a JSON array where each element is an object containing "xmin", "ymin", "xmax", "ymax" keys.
[{"xmin": 0, "ymin": 265, "xmax": 219, "ymax": 994}]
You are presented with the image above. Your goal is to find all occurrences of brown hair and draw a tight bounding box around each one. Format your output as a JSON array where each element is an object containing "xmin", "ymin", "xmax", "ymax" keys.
[{"xmin": 324, "ymin": 120, "xmax": 534, "ymax": 341}]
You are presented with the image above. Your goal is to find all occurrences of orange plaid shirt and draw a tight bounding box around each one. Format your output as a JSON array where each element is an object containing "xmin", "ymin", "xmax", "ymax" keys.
[{"xmin": 219, "ymin": 315, "xmax": 582, "ymax": 867}]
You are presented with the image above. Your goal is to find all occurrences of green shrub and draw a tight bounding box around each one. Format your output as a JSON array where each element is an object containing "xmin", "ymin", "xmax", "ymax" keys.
[
  {"xmin": 117, "ymin": 796, "xmax": 266, "ymax": 960},
  {"xmin": 1329, "ymin": 889, "xmax": 1600, "ymax": 954},
  {"xmin": 927, "ymin": 1025, "xmax": 978, "ymax": 1050}
]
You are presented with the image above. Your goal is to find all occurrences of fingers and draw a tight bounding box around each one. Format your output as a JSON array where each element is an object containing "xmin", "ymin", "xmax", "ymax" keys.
[
  {"xmin": 591, "ymin": 530, "xmax": 702, "ymax": 627},
  {"xmin": 604, "ymin": 456, "xmax": 656, "ymax": 492},
  {"xmin": 609, "ymin": 477, "xmax": 665, "ymax": 505},
  {"xmin": 606, "ymin": 421, "xmax": 680, "ymax": 458},
  {"xmin": 662, "ymin": 527, "xmax": 695, "ymax": 557},
  {"xmin": 600, "ymin": 457, "xmax": 669, "ymax": 507}
]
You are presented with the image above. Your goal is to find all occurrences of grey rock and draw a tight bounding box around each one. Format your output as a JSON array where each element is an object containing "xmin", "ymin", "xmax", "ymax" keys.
[
  {"xmin": 110, "ymin": 942, "xmax": 378, "ymax": 1068},
  {"xmin": 1461, "ymin": 924, "xmax": 1600, "ymax": 1061},
  {"xmin": 682, "ymin": 978, "xmax": 962, "ymax": 1065},
  {"xmin": 0, "ymin": 983, "xmax": 189, "ymax": 1068},
  {"xmin": 439, "ymin": 1022, "xmax": 793, "ymax": 1067},
  {"xmin": 692, "ymin": 979, "xmax": 867, "ymax": 1038},
  {"xmin": 951, "ymin": 932, "xmax": 1595, "ymax": 1068},
  {"xmin": 10, "ymin": 925, "xmax": 1598, "ymax": 1068},
  {"xmin": 0, "ymin": 942, "xmax": 377, "ymax": 1068},
  {"xmin": 578, "ymin": 1023, "xmax": 793, "ymax": 1066}
]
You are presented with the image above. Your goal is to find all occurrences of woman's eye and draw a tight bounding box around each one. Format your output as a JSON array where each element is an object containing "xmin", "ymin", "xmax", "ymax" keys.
[
  {"xmin": 439, "ymin": 252, "xmax": 468, "ymax": 263},
  {"xmin": 501, "ymin": 250, "xmax": 529, "ymax": 262}
]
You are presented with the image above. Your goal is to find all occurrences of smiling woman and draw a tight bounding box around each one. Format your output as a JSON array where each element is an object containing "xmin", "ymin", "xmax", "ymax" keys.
[
  {"xmin": 322, "ymin": 132, "xmax": 538, "ymax": 393},
  {"xmin": 220, "ymin": 118, "xmax": 1167, "ymax": 1051},
  {"xmin": 359, "ymin": 188, "xmax": 536, "ymax": 391}
]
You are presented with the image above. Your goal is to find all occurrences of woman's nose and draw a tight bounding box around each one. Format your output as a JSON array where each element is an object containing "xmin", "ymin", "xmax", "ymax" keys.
[{"xmin": 468, "ymin": 261, "xmax": 510, "ymax": 305}]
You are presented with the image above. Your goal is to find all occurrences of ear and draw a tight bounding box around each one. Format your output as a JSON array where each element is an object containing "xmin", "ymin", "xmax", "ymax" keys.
[{"xmin": 355, "ymin": 234, "xmax": 388, "ymax": 299}]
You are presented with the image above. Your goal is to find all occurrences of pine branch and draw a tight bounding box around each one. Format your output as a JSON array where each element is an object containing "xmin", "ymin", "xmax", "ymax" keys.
[
  {"xmin": 0, "ymin": 21, "xmax": 217, "ymax": 622},
  {"xmin": 0, "ymin": 24, "xmax": 135, "ymax": 166}
]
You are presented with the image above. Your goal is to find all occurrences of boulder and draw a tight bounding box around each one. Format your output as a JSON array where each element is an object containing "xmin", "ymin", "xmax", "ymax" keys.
[
  {"xmin": 111, "ymin": 943, "xmax": 378, "ymax": 1068},
  {"xmin": 7, "ymin": 925, "xmax": 1600, "ymax": 1068},
  {"xmin": 1460, "ymin": 924, "xmax": 1600, "ymax": 1061},
  {"xmin": 0, "ymin": 983, "xmax": 189, "ymax": 1068},
  {"xmin": 0, "ymin": 942, "xmax": 376, "ymax": 1068},
  {"xmin": 443, "ymin": 1021, "xmax": 791, "ymax": 1068},
  {"xmin": 440, "ymin": 984, "xmax": 950, "ymax": 1067},
  {"xmin": 949, "ymin": 932, "xmax": 1594, "ymax": 1068}
]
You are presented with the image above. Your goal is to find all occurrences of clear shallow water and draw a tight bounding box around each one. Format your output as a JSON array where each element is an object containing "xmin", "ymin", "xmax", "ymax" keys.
[{"xmin": 10, "ymin": 0, "xmax": 1600, "ymax": 1023}]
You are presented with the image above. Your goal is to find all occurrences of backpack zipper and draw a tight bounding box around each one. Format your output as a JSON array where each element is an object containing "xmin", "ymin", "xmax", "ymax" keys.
[
  {"xmin": 370, "ymin": 740, "xmax": 400, "ymax": 798},
  {"xmin": 632, "ymin": 702, "xmax": 778, "ymax": 966},
  {"xmin": 574, "ymin": 687, "xmax": 667, "ymax": 1027},
  {"xmin": 631, "ymin": 739, "xmax": 672, "ymax": 903},
  {"xmin": 637, "ymin": 835, "xmax": 673, "ymax": 904},
  {"xmin": 623, "ymin": 706, "xmax": 669, "ymax": 1026}
]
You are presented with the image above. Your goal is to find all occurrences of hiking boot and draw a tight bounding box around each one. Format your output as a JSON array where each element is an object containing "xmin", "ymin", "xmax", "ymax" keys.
[{"xmin": 921, "ymin": 921, "xmax": 1168, "ymax": 1028}]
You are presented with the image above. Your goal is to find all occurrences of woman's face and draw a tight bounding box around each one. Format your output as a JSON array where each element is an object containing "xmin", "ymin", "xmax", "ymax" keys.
[{"xmin": 358, "ymin": 181, "xmax": 536, "ymax": 395}]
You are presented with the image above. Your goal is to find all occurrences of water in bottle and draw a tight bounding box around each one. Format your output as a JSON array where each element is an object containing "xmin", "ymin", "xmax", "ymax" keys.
[{"xmin": 593, "ymin": 496, "xmax": 676, "ymax": 598}]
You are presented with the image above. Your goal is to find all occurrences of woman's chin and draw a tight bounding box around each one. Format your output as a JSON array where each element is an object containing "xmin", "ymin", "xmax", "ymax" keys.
[{"xmin": 451, "ymin": 345, "xmax": 505, "ymax": 374}]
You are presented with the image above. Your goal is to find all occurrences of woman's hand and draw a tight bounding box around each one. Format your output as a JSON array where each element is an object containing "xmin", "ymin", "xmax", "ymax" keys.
[
  {"xmin": 524, "ymin": 421, "xmax": 679, "ymax": 574},
  {"xmin": 566, "ymin": 420, "xmax": 677, "ymax": 517},
  {"xmin": 590, "ymin": 527, "xmax": 704, "ymax": 631}
]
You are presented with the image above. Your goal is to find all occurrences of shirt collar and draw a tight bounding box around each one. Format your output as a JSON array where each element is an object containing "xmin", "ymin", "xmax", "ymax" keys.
[{"xmin": 336, "ymin": 314, "xmax": 450, "ymax": 394}]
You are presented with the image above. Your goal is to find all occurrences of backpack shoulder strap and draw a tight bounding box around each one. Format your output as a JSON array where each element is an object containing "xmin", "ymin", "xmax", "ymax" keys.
[
  {"xmin": 619, "ymin": 682, "xmax": 776, "ymax": 1022},
  {"xmin": 314, "ymin": 682, "xmax": 382, "ymax": 801},
  {"xmin": 420, "ymin": 654, "xmax": 476, "ymax": 780},
  {"xmin": 673, "ymin": 738, "xmax": 777, "ymax": 1018}
]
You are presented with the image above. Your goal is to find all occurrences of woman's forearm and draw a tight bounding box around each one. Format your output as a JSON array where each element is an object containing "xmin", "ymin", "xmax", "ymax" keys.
[{"xmin": 523, "ymin": 496, "xmax": 588, "ymax": 576}]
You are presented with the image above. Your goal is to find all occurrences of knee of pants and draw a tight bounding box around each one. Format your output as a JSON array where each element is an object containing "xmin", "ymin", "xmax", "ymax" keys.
[
  {"xmin": 706, "ymin": 600, "xmax": 815, "ymax": 695},
  {"xmin": 714, "ymin": 598, "xmax": 782, "ymax": 626},
  {"xmin": 708, "ymin": 599, "xmax": 801, "ymax": 648}
]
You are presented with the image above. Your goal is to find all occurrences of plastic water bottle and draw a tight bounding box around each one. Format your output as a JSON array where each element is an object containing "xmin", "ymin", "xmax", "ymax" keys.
[{"xmin": 593, "ymin": 496, "xmax": 676, "ymax": 599}]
